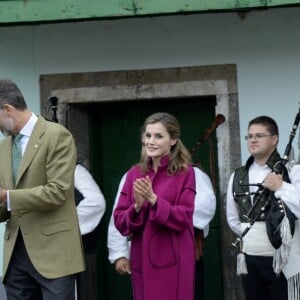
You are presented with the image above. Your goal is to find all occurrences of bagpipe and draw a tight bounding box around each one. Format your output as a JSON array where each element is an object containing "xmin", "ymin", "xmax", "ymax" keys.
[
  {"xmin": 232, "ymin": 108, "xmax": 300, "ymax": 274},
  {"xmin": 190, "ymin": 114, "xmax": 225, "ymax": 190},
  {"xmin": 189, "ymin": 114, "xmax": 225, "ymax": 156},
  {"xmin": 48, "ymin": 96, "xmax": 58, "ymax": 123},
  {"xmin": 189, "ymin": 114, "xmax": 225, "ymax": 259}
]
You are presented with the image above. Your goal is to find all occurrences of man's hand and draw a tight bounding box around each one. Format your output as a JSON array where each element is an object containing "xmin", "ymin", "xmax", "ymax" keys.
[
  {"xmin": 115, "ymin": 257, "xmax": 131, "ymax": 275},
  {"xmin": 0, "ymin": 188, "xmax": 7, "ymax": 204},
  {"xmin": 263, "ymin": 173, "xmax": 283, "ymax": 192}
]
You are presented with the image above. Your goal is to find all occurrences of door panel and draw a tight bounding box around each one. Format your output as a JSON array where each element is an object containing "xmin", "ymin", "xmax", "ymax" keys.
[{"xmin": 88, "ymin": 97, "xmax": 224, "ymax": 299}]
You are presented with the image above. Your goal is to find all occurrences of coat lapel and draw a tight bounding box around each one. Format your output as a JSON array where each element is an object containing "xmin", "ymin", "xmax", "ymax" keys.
[{"xmin": 16, "ymin": 117, "xmax": 46, "ymax": 185}]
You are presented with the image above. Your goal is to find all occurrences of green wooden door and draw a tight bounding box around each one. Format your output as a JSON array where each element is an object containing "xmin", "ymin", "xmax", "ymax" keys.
[{"xmin": 88, "ymin": 97, "xmax": 224, "ymax": 300}]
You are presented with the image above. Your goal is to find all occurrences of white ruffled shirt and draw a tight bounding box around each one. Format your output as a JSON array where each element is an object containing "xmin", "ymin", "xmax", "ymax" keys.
[{"xmin": 75, "ymin": 164, "xmax": 106, "ymax": 235}]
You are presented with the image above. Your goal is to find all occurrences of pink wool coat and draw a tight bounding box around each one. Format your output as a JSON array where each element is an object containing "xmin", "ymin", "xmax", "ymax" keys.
[{"xmin": 114, "ymin": 156, "xmax": 196, "ymax": 300}]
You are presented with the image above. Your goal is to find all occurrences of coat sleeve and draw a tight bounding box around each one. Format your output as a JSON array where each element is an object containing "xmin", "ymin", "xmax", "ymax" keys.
[
  {"xmin": 149, "ymin": 166, "xmax": 196, "ymax": 232},
  {"xmin": 114, "ymin": 169, "xmax": 147, "ymax": 236}
]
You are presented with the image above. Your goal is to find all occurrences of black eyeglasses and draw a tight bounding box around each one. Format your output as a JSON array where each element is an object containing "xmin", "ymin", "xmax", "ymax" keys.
[{"xmin": 244, "ymin": 134, "xmax": 274, "ymax": 141}]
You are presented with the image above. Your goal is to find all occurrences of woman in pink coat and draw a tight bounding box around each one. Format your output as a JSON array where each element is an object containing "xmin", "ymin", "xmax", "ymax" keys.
[{"xmin": 114, "ymin": 112, "xmax": 196, "ymax": 300}]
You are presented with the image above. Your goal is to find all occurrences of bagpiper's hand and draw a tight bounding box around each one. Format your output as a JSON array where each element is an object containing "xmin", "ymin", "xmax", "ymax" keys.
[{"xmin": 263, "ymin": 172, "xmax": 283, "ymax": 191}]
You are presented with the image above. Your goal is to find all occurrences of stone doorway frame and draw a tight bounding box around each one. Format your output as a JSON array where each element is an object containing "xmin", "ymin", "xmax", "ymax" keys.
[{"xmin": 40, "ymin": 64, "xmax": 243, "ymax": 300}]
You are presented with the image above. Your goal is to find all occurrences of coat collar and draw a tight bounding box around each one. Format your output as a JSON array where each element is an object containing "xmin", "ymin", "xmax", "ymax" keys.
[{"xmin": 147, "ymin": 154, "xmax": 170, "ymax": 171}]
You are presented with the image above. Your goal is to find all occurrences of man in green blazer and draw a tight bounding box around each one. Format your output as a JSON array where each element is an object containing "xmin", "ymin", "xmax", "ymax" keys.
[{"xmin": 0, "ymin": 79, "xmax": 85, "ymax": 299}]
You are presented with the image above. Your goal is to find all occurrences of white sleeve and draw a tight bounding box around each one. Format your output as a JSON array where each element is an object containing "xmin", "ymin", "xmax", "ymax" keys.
[
  {"xmin": 275, "ymin": 164, "xmax": 300, "ymax": 219},
  {"xmin": 107, "ymin": 173, "xmax": 130, "ymax": 264},
  {"xmin": 192, "ymin": 167, "xmax": 216, "ymax": 237},
  {"xmin": 75, "ymin": 164, "xmax": 106, "ymax": 235},
  {"xmin": 226, "ymin": 172, "xmax": 242, "ymax": 236}
]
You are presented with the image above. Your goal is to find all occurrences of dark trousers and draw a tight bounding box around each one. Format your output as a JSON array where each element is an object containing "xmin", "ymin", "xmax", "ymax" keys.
[
  {"xmin": 242, "ymin": 254, "xmax": 288, "ymax": 300},
  {"xmin": 194, "ymin": 257, "xmax": 205, "ymax": 300},
  {"xmin": 76, "ymin": 252, "xmax": 98, "ymax": 300},
  {"xmin": 4, "ymin": 233, "xmax": 76, "ymax": 300}
]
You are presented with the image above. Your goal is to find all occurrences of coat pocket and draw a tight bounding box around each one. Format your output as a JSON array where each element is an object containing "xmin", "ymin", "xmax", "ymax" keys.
[
  {"xmin": 42, "ymin": 222, "xmax": 72, "ymax": 235},
  {"xmin": 149, "ymin": 232, "xmax": 178, "ymax": 268}
]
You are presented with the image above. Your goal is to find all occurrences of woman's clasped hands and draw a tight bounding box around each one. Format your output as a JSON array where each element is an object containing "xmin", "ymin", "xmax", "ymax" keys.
[{"xmin": 133, "ymin": 176, "xmax": 157, "ymax": 212}]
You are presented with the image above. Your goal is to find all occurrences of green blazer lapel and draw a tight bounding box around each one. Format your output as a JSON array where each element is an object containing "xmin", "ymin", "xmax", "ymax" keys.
[{"xmin": 16, "ymin": 117, "xmax": 46, "ymax": 185}]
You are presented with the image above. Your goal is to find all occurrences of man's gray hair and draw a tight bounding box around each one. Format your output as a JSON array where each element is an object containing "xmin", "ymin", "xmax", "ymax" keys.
[{"xmin": 0, "ymin": 79, "xmax": 27, "ymax": 110}]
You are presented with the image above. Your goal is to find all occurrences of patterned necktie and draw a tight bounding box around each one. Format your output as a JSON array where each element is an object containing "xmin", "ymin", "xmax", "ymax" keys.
[{"xmin": 12, "ymin": 133, "xmax": 23, "ymax": 182}]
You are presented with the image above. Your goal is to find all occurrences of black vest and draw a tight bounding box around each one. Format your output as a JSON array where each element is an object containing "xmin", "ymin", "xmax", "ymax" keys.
[
  {"xmin": 74, "ymin": 188, "xmax": 102, "ymax": 254},
  {"xmin": 232, "ymin": 150, "xmax": 295, "ymax": 249}
]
